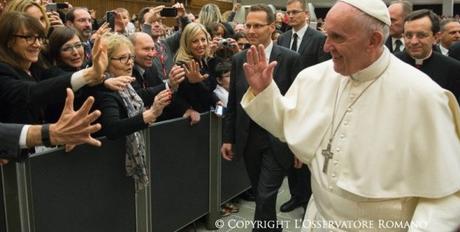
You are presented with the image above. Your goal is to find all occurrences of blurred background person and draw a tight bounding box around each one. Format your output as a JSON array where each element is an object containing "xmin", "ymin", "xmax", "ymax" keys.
[
  {"xmin": 386, "ymin": 0, "xmax": 413, "ymax": 53},
  {"xmin": 198, "ymin": 3, "xmax": 234, "ymax": 38},
  {"xmin": 66, "ymin": 7, "xmax": 93, "ymax": 65},
  {"xmin": 437, "ymin": 18, "xmax": 460, "ymax": 56},
  {"xmin": 213, "ymin": 61, "xmax": 231, "ymax": 107}
]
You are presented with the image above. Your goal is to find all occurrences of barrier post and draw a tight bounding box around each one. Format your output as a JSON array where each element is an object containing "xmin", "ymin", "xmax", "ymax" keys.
[
  {"xmin": 2, "ymin": 162, "xmax": 33, "ymax": 232},
  {"xmin": 206, "ymin": 112, "xmax": 222, "ymax": 230},
  {"xmin": 136, "ymin": 129, "xmax": 152, "ymax": 232}
]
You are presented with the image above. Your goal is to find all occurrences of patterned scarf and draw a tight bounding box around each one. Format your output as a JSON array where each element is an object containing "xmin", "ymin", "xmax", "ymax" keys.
[{"xmin": 118, "ymin": 84, "xmax": 149, "ymax": 192}]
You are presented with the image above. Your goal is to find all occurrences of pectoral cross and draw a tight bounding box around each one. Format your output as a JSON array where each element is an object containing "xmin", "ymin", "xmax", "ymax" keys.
[{"xmin": 322, "ymin": 143, "xmax": 334, "ymax": 173}]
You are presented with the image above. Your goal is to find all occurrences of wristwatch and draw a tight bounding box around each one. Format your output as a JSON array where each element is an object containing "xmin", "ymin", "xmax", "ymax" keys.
[{"xmin": 41, "ymin": 124, "xmax": 52, "ymax": 147}]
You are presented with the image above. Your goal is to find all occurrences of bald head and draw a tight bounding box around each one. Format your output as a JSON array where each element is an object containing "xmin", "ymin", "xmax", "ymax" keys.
[{"xmin": 130, "ymin": 32, "xmax": 155, "ymax": 69}]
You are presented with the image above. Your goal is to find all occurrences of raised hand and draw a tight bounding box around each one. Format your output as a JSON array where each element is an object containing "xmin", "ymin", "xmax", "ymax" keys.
[
  {"xmin": 143, "ymin": 89, "xmax": 172, "ymax": 124},
  {"xmin": 86, "ymin": 30, "xmax": 109, "ymax": 85},
  {"xmin": 50, "ymin": 88, "xmax": 102, "ymax": 150},
  {"xmin": 47, "ymin": 11, "xmax": 64, "ymax": 27},
  {"xmin": 243, "ymin": 45, "xmax": 277, "ymax": 95},
  {"xmin": 184, "ymin": 60, "xmax": 208, "ymax": 83},
  {"xmin": 151, "ymin": 89, "xmax": 172, "ymax": 117},
  {"xmin": 167, "ymin": 65, "xmax": 185, "ymax": 90}
]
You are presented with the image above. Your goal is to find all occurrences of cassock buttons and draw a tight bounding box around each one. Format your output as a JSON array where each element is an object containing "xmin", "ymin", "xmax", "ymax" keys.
[
  {"xmin": 340, "ymin": 134, "xmax": 345, "ymax": 139},
  {"xmin": 336, "ymin": 147, "xmax": 341, "ymax": 152},
  {"xmin": 328, "ymin": 185, "xmax": 333, "ymax": 191},
  {"xmin": 344, "ymin": 120, "xmax": 350, "ymax": 126},
  {"xmin": 332, "ymin": 173, "xmax": 337, "ymax": 178}
]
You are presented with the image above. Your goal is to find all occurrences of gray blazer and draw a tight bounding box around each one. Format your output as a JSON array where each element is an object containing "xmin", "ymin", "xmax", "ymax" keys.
[{"xmin": 0, "ymin": 123, "xmax": 23, "ymax": 159}]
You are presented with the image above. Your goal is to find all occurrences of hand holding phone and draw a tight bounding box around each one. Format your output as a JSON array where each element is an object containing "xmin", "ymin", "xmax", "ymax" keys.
[
  {"xmin": 106, "ymin": 11, "xmax": 116, "ymax": 31},
  {"xmin": 45, "ymin": 3, "xmax": 57, "ymax": 12},
  {"xmin": 160, "ymin": 7, "xmax": 177, "ymax": 17}
]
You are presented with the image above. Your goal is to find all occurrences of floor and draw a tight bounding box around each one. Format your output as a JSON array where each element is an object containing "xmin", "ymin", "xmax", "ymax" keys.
[{"xmin": 180, "ymin": 178, "xmax": 305, "ymax": 232}]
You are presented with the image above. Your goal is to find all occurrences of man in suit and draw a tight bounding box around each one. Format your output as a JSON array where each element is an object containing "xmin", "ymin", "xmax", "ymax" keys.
[
  {"xmin": 129, "ymin": 32, "xmax": 195, "ymax": 122},
  {"xmin": 438, "ymin": 19, "xmax": 460, "ymax": 56},
  {"xmin": 396, "ymin": 9, "xmax": 460, "ymax": 102},
  {"xmin": 276, "ymin": 0, "xmax": 330, "ymax": 213},
  {"xmin": 385, "ymin": 0, "xmax": 412, "ymax": 53},
  {"xmin": 221, "ymin": 5, "xmax": 301, "ymax": 230},
  {"xmin": 0, "ymin": 89, "xmax": 102, "ymax": 162}
]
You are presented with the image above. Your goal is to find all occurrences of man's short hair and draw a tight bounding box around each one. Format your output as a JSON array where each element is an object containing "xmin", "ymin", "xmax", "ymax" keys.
[
  {"xmin": 65, "ymin": 7, "xmax": 89, "ymax": 23},
  {"xmin": 440, "ymin": 18, "xmax": 459, "ymax": 32},
  {"xmin": 405, "ymin": 9, "xmax": 440, "ymax": 34},
  {"xmin": 286, "ymin": 0, "xmax": 308, "ymax": 12},
  {"xmin": 249, "ymin": 4, "xmax": 275, "ymax": 24},
  {"xmin": 389, "ymin": 0, "xmax": 413, "ymax": 16}
]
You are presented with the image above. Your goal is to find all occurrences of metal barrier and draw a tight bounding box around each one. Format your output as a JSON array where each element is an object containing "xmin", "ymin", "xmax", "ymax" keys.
[{"xmin": 1, "ymin": 112, "xmax": 250, "ymax": 232}]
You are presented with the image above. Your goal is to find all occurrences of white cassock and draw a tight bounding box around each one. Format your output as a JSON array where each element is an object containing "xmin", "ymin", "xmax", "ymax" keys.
[{"xmin": 241, "ymin": 48, "xmax": 460, "ymax": 232}]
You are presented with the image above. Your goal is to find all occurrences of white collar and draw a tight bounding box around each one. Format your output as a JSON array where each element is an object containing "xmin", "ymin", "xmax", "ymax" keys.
[
  {"xmin": 391, "ymin": 37, "xmax": 404, "ymax": 48},
  {"xmin": 349, "ymin": 47, "xmax": 391, "ymax": 82},
  {"xmin": 413, "ymin": 50, "xmax": 433, "ymax": 65},
  {"xmin": 264, "ymin": 41, "xmax": 274, "ymax": 62},
  {"xmin": 439, "ymin": 44, "xmax": 449, "ymax": 56},
  {"xmin": 292, "ymin": 24, "xmax": 308, "ymax": 40}
]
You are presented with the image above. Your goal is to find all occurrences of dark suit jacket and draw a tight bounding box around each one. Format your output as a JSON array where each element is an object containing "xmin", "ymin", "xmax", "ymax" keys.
[
  {"xmin": 0, "ymin": 62, "xmax": 71, "ymax": 124},
  {"xmin": 94, "ymin": 88, "xmax": 149, "ymax": 140},
  {"xmin": 395, "ymin": 51, "xmax": 460, "ymax": 102},
  {"xmin": 277, "ymin": 26, "xmax": 330, "ymax": 69},
  {"xmin": 223, "ymin": 44, "xmax": 301, "ymax": 169},
  {"xmin": 0, "ymin": 123, "xmax": 23, "ymax": 159},
  {"xmin": 385, "ymin": 37, "xmax": 395, "ymax": 53}
]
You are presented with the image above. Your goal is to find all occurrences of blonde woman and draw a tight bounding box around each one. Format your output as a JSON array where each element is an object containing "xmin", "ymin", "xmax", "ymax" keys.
[
  {"xmin": 5, "ymin": 0, "xmax": 63, "ymax": 33},
  {"xmin": 175, "ymin": 22, "xmax": 221, "ymax": 115},
  {"xmin": 198, "ymin": 3, "xmax": 234, "ymax": 38}
]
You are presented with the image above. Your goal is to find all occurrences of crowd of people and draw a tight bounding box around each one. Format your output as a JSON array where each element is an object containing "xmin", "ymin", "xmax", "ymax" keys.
[{"xmin": 0, "ymin": 0, "xmax": 459, "ymax": 231}]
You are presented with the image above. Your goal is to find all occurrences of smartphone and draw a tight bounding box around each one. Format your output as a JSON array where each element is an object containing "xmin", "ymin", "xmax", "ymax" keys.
[
  {"xmin": 160, "ymin": 7, "xmax": 177, "ymax": 17},
  {"xmin": 106, "ymin": 11, "xmax": 116, "ymax": 31},
  {"xmin": 56, "ymin": 3, "xmax": 69, "ymax": 9},
  {"xmin": 45, "ymin": 3, "xmax": 57, "ymax": 12}
]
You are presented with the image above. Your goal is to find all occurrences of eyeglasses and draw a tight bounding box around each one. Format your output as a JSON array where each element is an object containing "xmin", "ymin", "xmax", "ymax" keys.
[
  {"xmin": 61, "ymin": 42, "xmax": 84, "ymax": 52},
  {"xmin": 286, "ymin": 10, "xmax": 304, "ymax": 16},
  {"xmin": 111, "ymin": 55, "xmax": 135, "ymax": 64},
  {"xmin": 244, "ymin": 23, "xmax": 269, "ymax": 30},
  {"xmin": 13, "ymin": 34, "xmax": 45, "ymax": 45},
  {"xmin": 403, "ymin": 31, "xmax": 433, "ymax": 40}
]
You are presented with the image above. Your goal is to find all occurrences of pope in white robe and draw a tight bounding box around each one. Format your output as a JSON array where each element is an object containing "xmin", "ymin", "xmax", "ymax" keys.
[{"xmin": 239, "ymin": 0, "xmax": 460, "ymax": 231}]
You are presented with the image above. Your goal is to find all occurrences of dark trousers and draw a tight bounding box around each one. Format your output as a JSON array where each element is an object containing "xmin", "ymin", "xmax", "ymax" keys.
[
  {"xmin": 243, "ymin": 126, "xmax": 286, "ymax": 232},
  {"xmin": 286, "ymin": 164, "xmax": 311, "ymax": 202}
]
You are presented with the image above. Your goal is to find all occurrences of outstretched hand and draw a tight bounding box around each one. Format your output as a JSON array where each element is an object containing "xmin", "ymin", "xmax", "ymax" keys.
[
  {"xmin": 243, "ymin": 45, "xmax": 277, "ymax": 95},
  {"xmin": 50, "ymin": 88, "xmax": 102, "ymax": 151}
]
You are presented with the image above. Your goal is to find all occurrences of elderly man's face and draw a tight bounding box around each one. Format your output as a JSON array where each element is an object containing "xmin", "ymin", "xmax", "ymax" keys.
[
  {"xmin": 323, "ymin": 2, "xmax": 374, "ymax": 75},
  {"xmin": 403, "ymin": 16, "xmax": 436, "ymax": 59}
]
